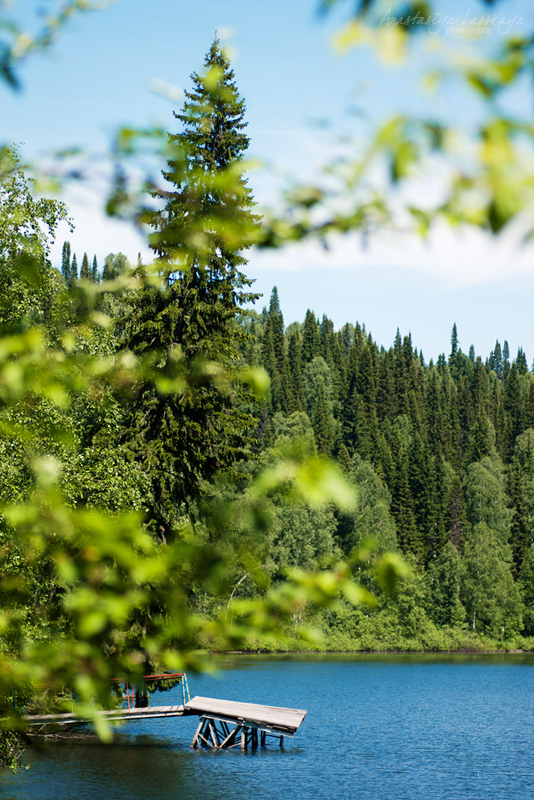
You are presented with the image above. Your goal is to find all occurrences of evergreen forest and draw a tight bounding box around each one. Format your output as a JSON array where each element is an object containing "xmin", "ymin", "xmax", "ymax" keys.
[{"xmin": 48, "ymin": 241, "xmax": 534, "ymax": 653}]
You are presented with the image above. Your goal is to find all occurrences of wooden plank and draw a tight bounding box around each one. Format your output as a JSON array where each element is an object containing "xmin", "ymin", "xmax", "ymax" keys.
[
  {"xmin": 207, "ymin": 721, "xmax": 219, "ymax": 748},
  {"xmin": 24, "ymin": 705, "xmax": 186, "ymax": 726},
  {"xmin": 197, "ymin": 732, "xmax": 211, "ymax": 748},
  {"xmin": 219, "ymin": 724, "xmax": 241, "ymax": 750},
  {"xmin": 190, "ymin": 717, "xmax": 205, "ymax": 749}
]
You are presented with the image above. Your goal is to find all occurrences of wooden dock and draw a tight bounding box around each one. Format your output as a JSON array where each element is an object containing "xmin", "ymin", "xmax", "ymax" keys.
[
  {"xmin": 186, "ymin": 696, "xmax": 307, "ymax": 751},
  {"xmin": 24, "ymin": 696, "xmax": 307, "ymax": 750}
]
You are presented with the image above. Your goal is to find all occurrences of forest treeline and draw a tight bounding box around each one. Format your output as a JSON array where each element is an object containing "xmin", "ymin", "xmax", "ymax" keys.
[
  {"xmin": 52, "ymin": 243, "xmax": 534, "ymax": 652},
  {"xmin": 239, "ymin": 286, "xmax": 534, "ymax": 650}
]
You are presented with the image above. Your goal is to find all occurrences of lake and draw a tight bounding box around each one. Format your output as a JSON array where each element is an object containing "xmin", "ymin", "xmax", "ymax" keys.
[{"xmin": 1, "ymin": 653, "xmax": 534, "ymax": 800}]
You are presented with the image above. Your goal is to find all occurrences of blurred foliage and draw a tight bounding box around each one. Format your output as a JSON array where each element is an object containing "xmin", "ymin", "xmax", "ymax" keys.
[
  {"xmin": 3, "ymin": 1, "xmax": 532, "ymax": 241},
  {"xmin": 0, "ymin": 1, "xmax": 108, "ymax": 90},
  {"xmin": 0, "ymin": 289, "xmax": 390, "ymax": 765},
  {"xmin": 103, "ymin": 0, "xmax": 534, "ymax": 242}
]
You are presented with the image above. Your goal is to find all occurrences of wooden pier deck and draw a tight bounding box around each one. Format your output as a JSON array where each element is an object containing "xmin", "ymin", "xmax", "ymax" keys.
[
  {"xmin": 23, "ymin": 705, "xmax": 187, "ymax": 725},
  {"xmin": 24, "ymin": 696, "xmax": 307, "ymax": 750},
  {"xmin": 185, "ymin": 696, "xmax": 306, "ymax": 734}
]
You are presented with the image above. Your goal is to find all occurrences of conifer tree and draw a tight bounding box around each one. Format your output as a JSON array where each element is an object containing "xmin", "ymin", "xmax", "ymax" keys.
[
  {"xmin": 261, "ymin": 287, "xmax": 291, "ymax": 413},
  {"xmin": 526, "ymin": 383, "xmax": 534, "ymax": 430},
  {"xmin": 516, "ymin": 347, "xmax": 528, "ymax": 375},
  {"xmin": 313, "ymin": 382, "xmax": 335, "ymax": 455},
  {"xmin": 149, "ymin": 38, "xmax": 258, "ymax": 311},
  {"xmin": 268, "ymin": 287, "xmax": 285, "ymax": 373},
  {"xmin": 492, "ymin": 340, "xmax": 503, "ymax": 378},
  {"xmin": 120, "ymin": 40, "xmax": 260, "ymax": 532},
  {"xmin": 508, "ymin": 462, "xmax": 530, "ymax": 575},
  {"xmin": 504, "ymin": 362, "xmax": 522, "ymax": 448},
  {"xmin": 287, "ymin": 328, "xmax": 305, "ymax": 412},
  {"xmin": 450, "ymin": 323, "xmax": 459, "ymax": 360},
  {"xmin": 509, "ymin": 429, "xmax": 534, "ymax": 573},
  {"xmin": 61, "ymin": 240, "xmax": 71, "ymax": 285},
  {"xmin": 376, "ymin": 348, "xmax": 395, "ymax": 422},
  {"xmin": 80, "ymin": 252, "xmax": 90, "ymax": 280},
  {"xmin": 69, "ymin": 253, "xmax": 78, "ymax": 287},
  {"xmin": 91, "ymin": 255, "xmax": 98, "ymax": 282},
  {"xmin": 475, "ymin": 408, "xmax": 496, "ymax": 462},
  {"xmin": 389, "ymin": 426, "xmax": 422, "ymax": 561},
  {"xmin": 448, "ymin": 324, "xmax": 460, "ymax": 381},
  {"xmin": 301, "ymin": 310, "xmax": 319, "ymax": 363},
  {"xmin": 503, "ymin": 341, "xmax": 510, "ymax": 377}
]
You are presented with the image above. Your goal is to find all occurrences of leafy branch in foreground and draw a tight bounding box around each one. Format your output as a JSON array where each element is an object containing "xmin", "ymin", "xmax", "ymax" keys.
[
  {"xmin": 93, "ymin": 1, "xmax": 534, "ymax": 247},
  {"xmin": 0, "ymin": 1, "xmax": 108, "ymax": 90},
  {"xmin": 0, "ymin": 308, "xmax": 402, "ymax": 765}
]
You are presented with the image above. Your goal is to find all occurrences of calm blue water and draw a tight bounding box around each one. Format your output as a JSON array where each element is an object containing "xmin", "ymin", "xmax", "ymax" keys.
[{"xmin": 1, "ymin": 653, "xmax": 534, "ymax": 800}]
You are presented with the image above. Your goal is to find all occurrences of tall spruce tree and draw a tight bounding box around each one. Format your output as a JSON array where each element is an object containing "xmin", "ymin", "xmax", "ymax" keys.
[
  {"xmin": 149, "ymin": 38, "xmax": 259, "ymax": 318},
  {"xmin": 69, "ymin": 253, "xmax": 78, "ymax": 287},
  {"xmin": 80, "ymin": 252, "xmax": 91, "ymax": 280},
  {"xmin": 61, "ymin": 240, "xmax": 71, "ymax": 285},
  {"xmin": 120, "ymin": 40, "xmax": 260, "ymax": 535},
  {"xmin": 516, "ymin": 347, "xmax": 528, "ymax": 375}
]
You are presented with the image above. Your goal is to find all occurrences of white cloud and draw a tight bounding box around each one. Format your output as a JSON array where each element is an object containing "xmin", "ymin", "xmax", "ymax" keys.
[
  {"xmin": 49, "ymin": 185, "xmax": 152, "ymax": 267},
  {"xmin": 48, "ymin": 139, "xmax": 534, "ymax": 293},
  {"xmin": 250, "ymin": 221, "xmax": 534, "ymax": 290}
]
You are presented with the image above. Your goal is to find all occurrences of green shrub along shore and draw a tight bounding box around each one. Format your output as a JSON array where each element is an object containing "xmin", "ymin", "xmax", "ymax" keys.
[{"xmin": 224, "ymin": 625, "xmax": 534, "ymax": 656}]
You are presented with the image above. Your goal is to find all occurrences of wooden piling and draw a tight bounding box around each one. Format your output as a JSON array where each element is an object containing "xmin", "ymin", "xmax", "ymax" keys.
[{"xmin": 190, "ymin": 717, "xmax": 204, "ymax": 749}]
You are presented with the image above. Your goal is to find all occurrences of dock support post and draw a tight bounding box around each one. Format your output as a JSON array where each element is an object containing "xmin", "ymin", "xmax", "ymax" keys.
[
  {"xmin": 207, "ymin": 721, "xmax": 218, "ymax": 748},
  {"xmin": 191, "ymin": 717, "xmax": 205, "ymax": 749},
  {"xmin": 189, "ymin": 714, "xmax": 295, "ymax": 752}
]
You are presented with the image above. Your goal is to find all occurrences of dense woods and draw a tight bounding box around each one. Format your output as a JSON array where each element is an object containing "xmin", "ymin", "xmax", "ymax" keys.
[
  {"xmin": 243, "ymin": 290, "xmax": 534, "ymax": 647},
  {"xmin": 46, "ymin": 233, "xmax": 534, "ymax": 653}
]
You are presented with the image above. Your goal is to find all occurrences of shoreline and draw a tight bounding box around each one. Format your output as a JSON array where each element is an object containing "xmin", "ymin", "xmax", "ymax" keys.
[{"xmin": 211, "ymin": 647, "xmax": 533, "ymax": 655}]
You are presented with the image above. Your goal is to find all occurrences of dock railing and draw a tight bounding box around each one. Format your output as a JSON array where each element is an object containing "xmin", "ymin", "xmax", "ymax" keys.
[{"xmin": 109, "ymin": 672, "xmax": 190, "ymax": 710}]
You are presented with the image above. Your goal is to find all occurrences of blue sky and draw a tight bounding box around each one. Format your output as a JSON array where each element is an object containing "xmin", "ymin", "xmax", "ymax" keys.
[{"xmin": 2, "ymin": 0, "xmax": 533, "ymax": 361}]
